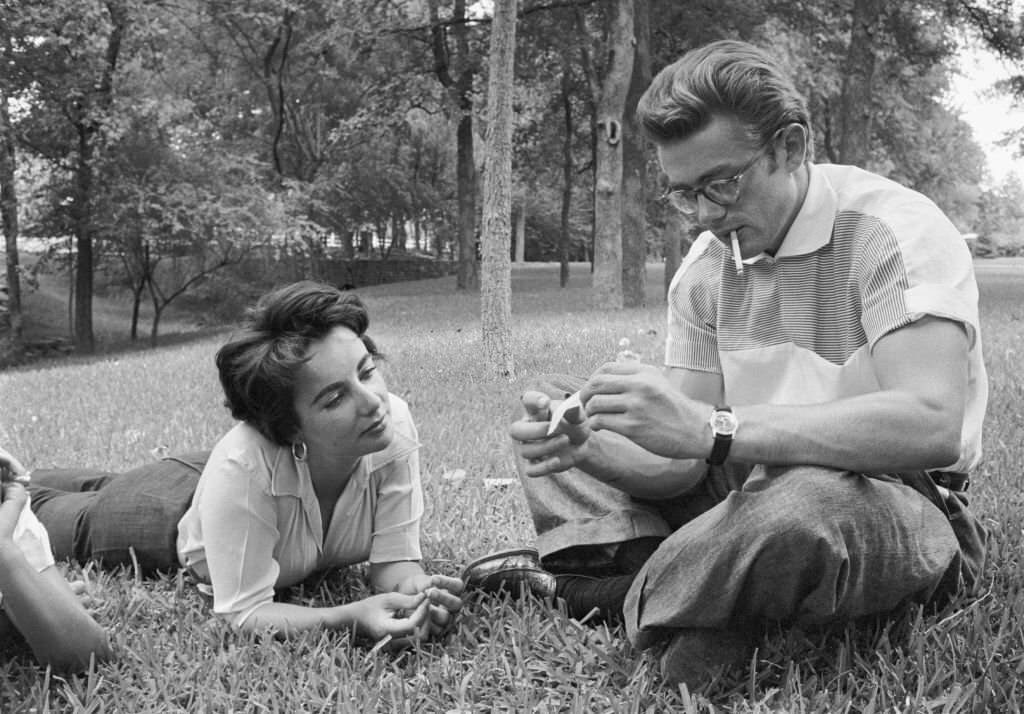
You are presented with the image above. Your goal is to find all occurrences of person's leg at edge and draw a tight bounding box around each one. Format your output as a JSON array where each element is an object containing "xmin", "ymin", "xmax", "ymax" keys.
[{"xmin": 30, "ymin": 453, "xmax": 208, "ymax": 574}]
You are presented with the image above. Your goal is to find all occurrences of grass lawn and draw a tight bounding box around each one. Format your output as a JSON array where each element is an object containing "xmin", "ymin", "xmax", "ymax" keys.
[{"xmin": 1, "ymin": 261, "xmax": 1023, "ymax": 712}]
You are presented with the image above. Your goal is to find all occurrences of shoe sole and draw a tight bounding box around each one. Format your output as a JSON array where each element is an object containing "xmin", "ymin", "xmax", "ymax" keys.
[{"xmin": 462, "ymin": 547, "xmax": 540, "ymax": 576}]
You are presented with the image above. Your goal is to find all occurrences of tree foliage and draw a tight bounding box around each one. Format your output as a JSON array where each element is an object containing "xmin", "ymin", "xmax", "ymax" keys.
[{"xmin": 0, "ymin": 0, "xmax": 1017, "ymax": 354}]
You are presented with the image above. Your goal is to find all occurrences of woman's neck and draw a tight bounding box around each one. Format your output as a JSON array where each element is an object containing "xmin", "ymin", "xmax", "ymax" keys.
[{"xmin": 305, "ymin": 451, "xmax": 361, "ymax": 502}]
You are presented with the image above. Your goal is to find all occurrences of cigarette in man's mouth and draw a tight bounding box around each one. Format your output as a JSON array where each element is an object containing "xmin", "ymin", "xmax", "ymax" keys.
[{"xmin": 731, "ymin": 231, "xmax": 743, "ymax": 275}]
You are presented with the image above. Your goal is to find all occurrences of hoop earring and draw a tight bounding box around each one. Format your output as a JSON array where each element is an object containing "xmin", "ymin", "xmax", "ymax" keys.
[{"xmin": 291, "ymin": 441, "xmax": 308, "ymax": 462}]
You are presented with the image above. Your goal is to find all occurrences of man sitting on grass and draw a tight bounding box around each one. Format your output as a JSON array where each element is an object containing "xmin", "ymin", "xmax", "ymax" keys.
[{"xmin": 465, "ymin": 40, "xmax": 988, "ymax": 688}]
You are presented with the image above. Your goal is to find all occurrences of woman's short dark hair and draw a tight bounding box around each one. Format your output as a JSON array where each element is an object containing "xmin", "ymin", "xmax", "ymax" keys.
[
  {"xmin": 215, "ymin": 281, "xmax": 379, "ymax": 446},
  {"xmin": 637, "ymin": 40, "xmax": 813, "ymax": 158}
]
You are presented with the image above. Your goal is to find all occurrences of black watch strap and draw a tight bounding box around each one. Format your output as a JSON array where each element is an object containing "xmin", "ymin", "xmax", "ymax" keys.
[{"xmin": 707, "ymin": 406, "xmax": 736, "ymax": 466}]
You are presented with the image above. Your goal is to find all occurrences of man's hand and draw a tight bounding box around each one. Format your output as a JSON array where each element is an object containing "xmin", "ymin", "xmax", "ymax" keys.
[
  {"xmin": 580, "ymin": 361, "xmax": 713, "ymax": 461},
  {"xmin": 509, "ymin": 391, "xmax": 591, "ymax": 477}
]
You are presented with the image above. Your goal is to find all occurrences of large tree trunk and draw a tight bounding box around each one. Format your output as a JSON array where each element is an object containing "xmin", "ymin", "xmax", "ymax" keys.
[
  {"xmin": 838, "ymin": 0, "xmax": 882, "ymax": 166},
  {"xmin": 480, "ymin": 0, "xmax": 518, "ymax": 377},
  {"xmin": 0, "ymin": 93, "xmax": 22, "ymax": 365},
  {"xmin": 590, "ymin": 0, "xmax": 634, "ymax": 309},
  {"xmin": 621, "ymin": 0, "xmax": 650, "ymax": 308}
]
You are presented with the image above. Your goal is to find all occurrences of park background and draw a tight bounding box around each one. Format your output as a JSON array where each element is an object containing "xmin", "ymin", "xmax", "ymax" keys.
[{"xmin": 2, "ymin": 0, "xmax": 1024, "ymax": 711}]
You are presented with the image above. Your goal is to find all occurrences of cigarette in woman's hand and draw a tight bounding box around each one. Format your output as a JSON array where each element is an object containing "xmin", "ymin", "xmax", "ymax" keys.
[{"xmin": 731, "ymin": 231, "xmax": 743, "ymax": 275}]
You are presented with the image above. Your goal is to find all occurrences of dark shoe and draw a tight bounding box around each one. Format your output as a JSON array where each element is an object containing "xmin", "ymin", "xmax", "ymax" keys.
[
  {"xmin": 462, "ymin": 547, "xmax": 557, "ymax": 599},
  {"xmin": 659, "ymin": 627, "xmax": 754, "ymax": 689}
]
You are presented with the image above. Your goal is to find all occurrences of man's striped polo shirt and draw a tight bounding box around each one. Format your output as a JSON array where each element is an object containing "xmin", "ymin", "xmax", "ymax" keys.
[{"xmin": 665, "ymin": 162, "xmax": 987, "ymax": 472}]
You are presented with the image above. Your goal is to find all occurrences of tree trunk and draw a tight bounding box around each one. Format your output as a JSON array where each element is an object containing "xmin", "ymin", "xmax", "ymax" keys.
[
  {"xmin": 68, "ymin": 2, "xmax": 127, "ymax": 354},
  {"xmin": 130, "ymin": 283, "xmax": 143, "ymax": 340},
  {"xmin": 663, "ymin": 212, "xmax": 685, "ymax": 298},
  {"xmin": 591, "ymin": 0, "xmax": 634, "ymax": 309},
  {"xmin": 456, "ymin": 110, "xmax": 479, "ymax": 289},
  {"xmin": 559, "ymin": 63, "xmax": 574, "ymax": 288},
  {"xmin": 430, "ymin": 0, "xmax": 481, "ymax": 291},
  {"xmin": 838, "ymin": 0, "xmax": 882, "ymax": 166},
  {"xmin": 0, "ymin": 93, "xmax": 23, "ymax": 365},
  {"xmin": 127, "ymin": 241, "xmax": 150, "ymax": 341},
  {"xmin": 480, "ymin": 0, "xmax": 517, "ymax": 378},
  {"xmin": 73, "ymin": 124, "xmax": 96, "ymax": 354},
  {"xmin": 390, "ymin": 215, "xmax": 406, "ymax": 253},
  {"xmin": 514, "ymin": 201, "xmax": 526, "ymax": 262},
  {"xmin": 342, "ymin": 229, "xmax": 354, "ymax": 260},
  {"xmin": 621, "ymin": 0, "xmax": 650, "ymax": 308},
  {"xmin": 150, "ymin": 303, "xmax": 163, "ymax": 347}
]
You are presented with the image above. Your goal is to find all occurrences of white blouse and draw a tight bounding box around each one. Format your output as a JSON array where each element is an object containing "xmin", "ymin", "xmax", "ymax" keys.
[{"xmin": 176, "ymin": 394, "xmax": 423, "ymax": 626}]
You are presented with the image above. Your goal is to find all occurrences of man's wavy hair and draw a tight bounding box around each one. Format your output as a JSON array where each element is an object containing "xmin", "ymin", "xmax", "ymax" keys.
[
  {"xmin": 637, "ymin": 40, "xmax": 813, "ymax": 159},
  {"xmin": 215, "ymin": 281, "xmax": 379, "ymax": 446}
]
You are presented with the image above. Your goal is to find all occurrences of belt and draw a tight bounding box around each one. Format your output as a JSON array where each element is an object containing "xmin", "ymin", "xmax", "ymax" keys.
[{"xmin": 928, "ymin": 470, "xmax": 970, "ymax": 492}]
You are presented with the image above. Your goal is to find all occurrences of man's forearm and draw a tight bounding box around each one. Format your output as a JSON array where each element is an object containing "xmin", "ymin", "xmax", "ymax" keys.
[
  {"xmin": 578, "ymin": 430, "xmax": 707, "ymax": 499},
  {"xmin": 735, "ymin": 390, "xmax": 962, "ymax": 474}
]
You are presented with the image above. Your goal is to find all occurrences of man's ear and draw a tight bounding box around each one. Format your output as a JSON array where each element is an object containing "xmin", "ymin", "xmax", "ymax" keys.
[{"xmin": 782, "ymin": 123, "xmax": 808, "ymax": 172}]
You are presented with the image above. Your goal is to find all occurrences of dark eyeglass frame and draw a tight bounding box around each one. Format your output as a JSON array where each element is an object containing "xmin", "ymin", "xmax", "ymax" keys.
[{"xmin": 661, "ymin": 142, "xmax": 772, "ymax": 217}]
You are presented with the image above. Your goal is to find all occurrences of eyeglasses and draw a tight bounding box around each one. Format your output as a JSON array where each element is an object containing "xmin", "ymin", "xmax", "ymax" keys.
[{"xmin": 661, "ymin": 144, "xmax": 770, "ymax": 217}]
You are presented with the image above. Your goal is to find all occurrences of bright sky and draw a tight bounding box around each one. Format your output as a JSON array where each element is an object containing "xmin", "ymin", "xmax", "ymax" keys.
[{"xmin": 948, "ymin": 43, "xmax": 1024, "ymax": 186}]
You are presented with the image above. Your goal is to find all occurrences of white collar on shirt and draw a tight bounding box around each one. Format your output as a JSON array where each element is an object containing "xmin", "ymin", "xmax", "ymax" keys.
[{"xmin": 744, "ymin": 163, "xmax": 839, "ymax": 264}]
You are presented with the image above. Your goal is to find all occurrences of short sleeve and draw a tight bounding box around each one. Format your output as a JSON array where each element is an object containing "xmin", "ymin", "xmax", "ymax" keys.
[
  {"xmin": 665, "ymin": 233, "xmax": 723, "ymax": 373},
  {"xmin": 855, "ymin": 205, "xmax": 980, "ymax": 349},
  {"xmin": 14, "ymin": 496, "xmax": 55, "ymax": 573},
  {"xmin": 368, "ymin": 403, "xmax": 424, "ymax": 564}
]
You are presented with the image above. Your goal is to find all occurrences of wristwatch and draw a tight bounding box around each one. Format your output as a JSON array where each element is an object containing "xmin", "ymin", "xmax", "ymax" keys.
[{"xmin": 707, "ymin": 406, "xmax": 739, "ymax": 465}]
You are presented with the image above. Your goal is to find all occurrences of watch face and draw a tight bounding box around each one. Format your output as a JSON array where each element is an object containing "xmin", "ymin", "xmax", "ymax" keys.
[{"xmin": 710, "ymin": 410, "xmax": 739, "ymax": 435}]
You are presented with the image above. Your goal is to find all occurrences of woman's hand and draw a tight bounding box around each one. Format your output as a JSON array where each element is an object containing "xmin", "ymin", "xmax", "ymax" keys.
[
  {"xmin": 347, "ymin": 591, "xmax": 431, "ymax": 643},
  {"xmin": 395, "ymin": 573, "xmax": 464, "ymax": 640}
]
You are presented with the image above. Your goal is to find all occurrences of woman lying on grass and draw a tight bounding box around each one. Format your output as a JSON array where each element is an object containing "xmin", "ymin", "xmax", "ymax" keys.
[
  {"xmin": 9, "ymin": 280, "xmax": 463, "ymax": 645},
  {"xmin": 0, "ymin": 460, "xmax": 112, "ymax": 673}
]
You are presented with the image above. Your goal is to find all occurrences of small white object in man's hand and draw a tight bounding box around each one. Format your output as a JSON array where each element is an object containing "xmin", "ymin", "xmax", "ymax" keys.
[{"xmin": 546, "ymin": 392, "xmax": 583, "ymax": 436}]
